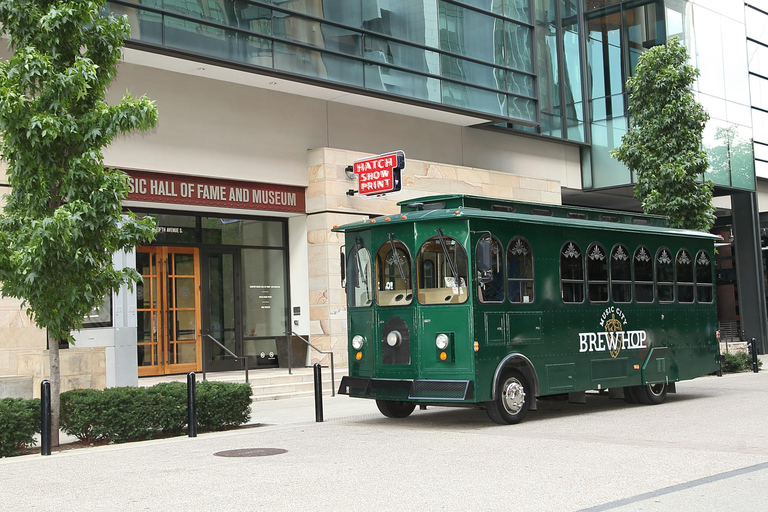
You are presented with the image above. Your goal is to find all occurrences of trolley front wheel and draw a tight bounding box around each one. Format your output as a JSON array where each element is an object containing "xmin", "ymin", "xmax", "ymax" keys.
[
  {"xmin": 633, "ymin": 383, "xmax": 668, "ymax": 405},
  {"xmin": 486, "ymin": 369, "xmax": 531, "ymax": 425},
  {"xmin": 376, "ymin": 400, "xmax": 416, "ymax": 418}
]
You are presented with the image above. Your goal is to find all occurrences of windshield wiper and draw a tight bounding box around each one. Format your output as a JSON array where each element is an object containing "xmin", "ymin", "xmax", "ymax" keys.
[
  {"xmin": 388, "ymin": 233, "xmax": 407, "ymax": 281},
  {"xmin": 435, "ymin": 228, "xmax": 458, "ymax": 280}
]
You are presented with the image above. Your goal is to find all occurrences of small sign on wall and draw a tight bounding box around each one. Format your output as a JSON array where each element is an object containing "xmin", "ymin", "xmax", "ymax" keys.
[{"xmin": 352, "ymin": 151, "xmax": 405, "ymax": 197}]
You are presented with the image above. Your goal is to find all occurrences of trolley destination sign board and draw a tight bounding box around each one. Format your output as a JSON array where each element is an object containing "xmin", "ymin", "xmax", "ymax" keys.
[
  {"xmin": 124, "ymin": 169, "xmax": 305, "ymax": 213},
  {"xmin": 353, "ymin": 150, "xmax": 405, "ymax": 196}
]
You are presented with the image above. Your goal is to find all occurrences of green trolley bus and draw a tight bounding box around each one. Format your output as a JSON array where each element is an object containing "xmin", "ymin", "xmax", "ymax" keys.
[{"xmin": 334, "ymin": 194, "xmax": 720, "ymax": 424}]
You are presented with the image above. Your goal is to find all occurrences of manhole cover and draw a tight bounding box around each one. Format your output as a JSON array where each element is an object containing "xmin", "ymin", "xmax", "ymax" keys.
[{"xmin": 214, "ymin": 448, "xmax": 287, "ymax": 458}]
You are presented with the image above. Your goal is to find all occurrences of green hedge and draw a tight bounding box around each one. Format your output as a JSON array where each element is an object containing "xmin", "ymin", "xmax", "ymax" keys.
[
  {"xmin": 61, "ymin": 381, "xmax": 251, "ymax": 444},
  {"xmin": 0, "ymin": 398, "xmax": 40, "ymax": 457},
  {"xmin": 723, "ymin": 352, "xmax": 764, "ymax": 373}
]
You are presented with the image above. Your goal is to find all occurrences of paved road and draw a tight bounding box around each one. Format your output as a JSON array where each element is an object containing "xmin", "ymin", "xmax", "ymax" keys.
[{"xmin": 2, "ymin": 369, "xmax": 767, "ymax": 511}]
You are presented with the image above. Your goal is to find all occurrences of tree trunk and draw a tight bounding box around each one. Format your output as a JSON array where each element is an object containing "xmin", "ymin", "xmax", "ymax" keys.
[{"xmin": 48, "ymin": 331, "xmax": 61, "ymax": 447}]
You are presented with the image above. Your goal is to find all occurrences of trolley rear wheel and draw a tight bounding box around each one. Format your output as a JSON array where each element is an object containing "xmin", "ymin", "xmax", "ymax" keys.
[
  {"xmin": 376, "ymin": 400, "xmax": 416, "ymax": 418},
  {"xmin": 486, "ymin": 370, "xmax": 531, "ymax": 425},
  {"xmin": 633, "ymin": 383, "xmax": 667, "ymax": 405}
]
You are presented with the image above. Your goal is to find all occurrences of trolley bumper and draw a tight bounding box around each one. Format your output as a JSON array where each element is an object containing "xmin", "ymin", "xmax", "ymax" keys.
[{"xmin": 338, "ymin": 376, "xmax": 474, "ymax": 401}]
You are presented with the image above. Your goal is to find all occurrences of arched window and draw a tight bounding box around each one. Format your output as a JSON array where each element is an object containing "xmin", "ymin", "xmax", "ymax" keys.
[
  {"xmin": 696, "ymin": 250, "xmax": 714, "ymax": 303},
  {"xmin": 417, "ymin": 235, "xmax": 468, "ymax": 304},
  {"xmin": 507, "ymin": 237, "xmax": 534, "ymax": 303},
  {"xmin": 587, "ymin": 243, "xmax": 608, "ymax": 303},
  {"xmin": 477, "ymin": 236, "xmax": 504, "ymax": 303},
  {"xmin": 560, "ymin": 242, "xmax": 584, "ymax": 303},
  {"xmin": 656, "ymin": 247, "xmax": 674, "ymax": 303},
  {"xmin": 676, "ymin": 249, "xmax": 694, "ymax": 303},
  {"xmin": 634, "ymin": 246, "xmax": 654, "ymax": 303},
  {"xmin": 610, "ymin": 244, "xmax": 632, "ymax": 303},
  {"xmin": 375, "ymin": 239, "xmax": 413, "ymax": 306}
]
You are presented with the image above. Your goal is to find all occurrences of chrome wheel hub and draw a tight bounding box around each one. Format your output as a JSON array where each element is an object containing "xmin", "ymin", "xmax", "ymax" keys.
[{"xmin": 501, "ymin": 378, "xmax": 526, "ymax": 415}]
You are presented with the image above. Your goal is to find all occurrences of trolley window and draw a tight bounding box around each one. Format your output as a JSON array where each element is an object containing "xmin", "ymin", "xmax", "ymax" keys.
[
  {"xmin": 375, "ymin": 238, "xmax": 413, "ymax": 306},
  {"xmin": 587, "ymin": 243, "xmax": 608, "ymax": 303},
  {"xmin": 634, "ymin": 246, "xmax": 654, "ymax": 303},
  {"xmin": 676, "ymin": 249, "xmax": 694, "ymax": 303},
  {"xmin": 656, "ymin": 247, "xmax": 674, "ymax": 303},
  {"xmin": 610, "ymin": 244, "xmax": 632, "ymax": 303},
  {"xmin": 417, "ymin": 233, "xmax": 468, "ymax": 304},
  {"xmin": 561, "ymin": 242, "xmax": 584, "ymax": 303},
  {"xmin": 507, "ymin": 237, "xmax": 534, "ymax": 304},
  {"xmin": 347, "ymin": 243, "xmax": 373, "ymax": 308},
  {"xmin": 477, "ymin": 235, "xmax": 504, "ymax": 303},
  {"xmin": 696, "ymin": 250, "xmax": 714, "ymax": 303}
]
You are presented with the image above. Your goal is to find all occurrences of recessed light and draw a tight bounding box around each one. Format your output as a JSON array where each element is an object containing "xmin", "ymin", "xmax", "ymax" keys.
[{"xmin": 269, "ymin": 81, "xmax": 277, "ymax": 85}]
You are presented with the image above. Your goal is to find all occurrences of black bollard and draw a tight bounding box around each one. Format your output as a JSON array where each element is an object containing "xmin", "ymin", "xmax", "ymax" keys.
[
  {"xmin": 752, "ymin": 338, "xmax": 760, "ymax": 373},
  {"xmin": 41, "ymin": 380, "xmax": 51, "ymax": 456},
  {"xmin": 313, "ymin": 363, "xmax": 324, "ymax": 422},
  {"xmin": 187, "ymin": 372, "xmax": 197, "ymax": 438}
]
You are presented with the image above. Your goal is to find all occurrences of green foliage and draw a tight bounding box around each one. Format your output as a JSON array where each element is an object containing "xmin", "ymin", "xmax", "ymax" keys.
[
  {"xmin": 611, "ymin": 37, "xmax": 715, "ymax": 232},
  {"xmin": 60, "ymin": 382, "xmax": 252, "ymax": 443},
  {"xmin": 196, "ymin": 381, "xmax": 253, "ymax": 431},
  {"xmin": 722, "ymin": 352, "xmax": 763, "ymax": 373},
  {"xmin": 0, "ymin": 0, "xmax": 158, "ymax": 341},
  {"xmin": 0, "ymin": 397, "xmax": 41, "ymax": 457}
]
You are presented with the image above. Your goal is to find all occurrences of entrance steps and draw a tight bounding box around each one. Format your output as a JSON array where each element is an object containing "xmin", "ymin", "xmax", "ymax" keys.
[{"xmin": 139, "ymin": 366, "xmax": 346, "ymax": 402}]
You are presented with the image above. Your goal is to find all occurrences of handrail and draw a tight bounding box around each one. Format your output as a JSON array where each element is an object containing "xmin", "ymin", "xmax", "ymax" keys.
[
  {"xmin": 292, "ymin": 332, "xmax": 335, "ymax": 396},
  {"xmin": 203, "ymin": 334, "xmax": 249, "ymax": 384}
]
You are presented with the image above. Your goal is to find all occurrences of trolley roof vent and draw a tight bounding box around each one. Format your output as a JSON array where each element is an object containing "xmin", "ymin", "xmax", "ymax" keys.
[
  {"xmin": 532, "ymin": 208, "xmax": 552, "ymax": 217},
  {"xmin": 492, "ymin": 204, "xmax": 515, "ymax": 213},
  {"xmin": 601, "ymin": 214, "xmax": 620, "ymax": 223},
  {"xmin": 632, "ymin": 218, "xmax": 651, "ymax": 226},
  {"xmin": 567, "ymin": 212, "xmax": 588, "ymax": 220}
]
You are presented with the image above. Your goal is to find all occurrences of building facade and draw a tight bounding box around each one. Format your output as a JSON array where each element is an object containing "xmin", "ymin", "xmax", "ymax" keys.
[{"xmin": 1, "ymin": 0, "xmax": 766, "ymax": 398}]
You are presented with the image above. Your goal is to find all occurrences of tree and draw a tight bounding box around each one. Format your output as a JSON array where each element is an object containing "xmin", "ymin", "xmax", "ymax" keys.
[
  {"xmin": 611, "ymin": 37, "xmax": 715, "ymax": 232},
  {"xmin": 0, "ymin": 0, "xmax": 158, "ymax": 446}
]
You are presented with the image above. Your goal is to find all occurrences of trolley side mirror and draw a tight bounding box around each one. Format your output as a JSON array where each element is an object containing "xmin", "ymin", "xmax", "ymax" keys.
[
  {"xmin": 476, "ymin": 238, "xmax": 493, "ymax": 284},
  {"xmin": 340, "ymin": 246, "xmax": 346, "ymax": 288}
]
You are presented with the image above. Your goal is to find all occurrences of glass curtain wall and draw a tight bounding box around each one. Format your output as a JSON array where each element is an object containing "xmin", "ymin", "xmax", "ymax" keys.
[
  {"xmin": 745, "ymin": 1, "xmax": 768, "ymax": 185},
  {"xmin": 584, "ymin": 0, "xmax": 663, "ymax": 189},
  {"xmin": 108, "ymin": 0, "xmax": 540, "ymax": 125}
]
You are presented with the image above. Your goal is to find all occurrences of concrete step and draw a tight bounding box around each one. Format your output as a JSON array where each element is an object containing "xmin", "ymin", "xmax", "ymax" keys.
[{"xmin": 250, "ymin": 377, "xmax": 338, "ymax": 400}]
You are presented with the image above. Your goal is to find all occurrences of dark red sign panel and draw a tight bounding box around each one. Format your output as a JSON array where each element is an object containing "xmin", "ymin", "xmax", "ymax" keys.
[
  {"xmin": 353, "ymin": 151, "xmax": 405, "ymax": 196},
  {"xmin": 124, "ymin": 170, "xmax": 305, "ymax": 214}
]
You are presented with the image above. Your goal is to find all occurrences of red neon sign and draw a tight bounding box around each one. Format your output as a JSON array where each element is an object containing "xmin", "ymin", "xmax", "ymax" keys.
[{"xmin": 353, "ymin": 151, "xmax": 405, "ymax": 196}]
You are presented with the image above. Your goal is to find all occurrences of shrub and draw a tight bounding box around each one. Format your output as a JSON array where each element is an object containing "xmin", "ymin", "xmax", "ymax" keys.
[
  {"xmin": 0, "ymin": 398, "xmax": 40, "ymax": 457},
  {"xmin": 196, "ymin": 381, "xmax": 252, "ymax": 431},
  {"xmin": 722, "ymin": 352, "xmax": 764, "ymax": 373},
  {"xmin": 61, "ymin": 381, "xmax": 251, "ymax": 443}
]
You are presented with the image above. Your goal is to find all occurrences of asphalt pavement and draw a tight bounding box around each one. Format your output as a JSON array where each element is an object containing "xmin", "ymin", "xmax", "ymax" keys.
[{"xmin": 2, "ymin": 364, "xmax": 768, "ymax": 511}]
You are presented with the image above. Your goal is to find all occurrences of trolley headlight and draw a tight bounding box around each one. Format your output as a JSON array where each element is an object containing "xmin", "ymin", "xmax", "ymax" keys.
[
  {"xmin": 436, "ymin": 333, "xmax": 450, "ymax": 350},
  {"xmin": 351, "ymin": 335, "xmax": 365, "ymax": 350},
  {"xmin": 386, "ymin": 330, "xmax": 402, "ymax": 347}
]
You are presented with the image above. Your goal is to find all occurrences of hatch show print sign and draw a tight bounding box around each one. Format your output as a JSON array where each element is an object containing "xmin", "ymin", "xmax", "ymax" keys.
[{"xmin": 578, "ymin": 306, "xmax": 648, "ymax": 358}]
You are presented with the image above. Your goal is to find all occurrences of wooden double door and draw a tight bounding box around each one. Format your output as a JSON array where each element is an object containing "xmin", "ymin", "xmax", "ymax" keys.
[{"xmin": 137, "ymin": 247, "xmax": 202, "ymax": 376}]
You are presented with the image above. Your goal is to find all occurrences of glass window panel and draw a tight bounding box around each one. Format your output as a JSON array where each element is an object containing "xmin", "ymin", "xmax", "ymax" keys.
[
  {"xmin": 755, "ymin": 142, "xmax": 768, "ymax": 162},
  {"xmin": 537, "ymin": 23, "xmax": 560, "ymax": 120},
  {"xmin": 439, "ymin": 2, "xmax": 506, "ymax": 66},
  {"xmin": 175, "ymin": 277, "xmax": 196, "ymax": 308},
  {"xmin": 750, "ymin": 75, "xmax": 768, "ymax": 112},
  {"xmin": 173, "ymin": 254, "xmax": 195, "ymax": 275},
  {"xmin": 505, "ymin": 0, "xmax": 530, "ymax": 23},
  {"xmin": 376, "ymin": 240, "xmax": 413, "ymax": 306},
  {"xmin": 478, "ymin": 236, "xmax": 504, "ymax": 303},
  {"xmin": 747, "ymin": 41, "xmax": 768, "ymax": 76},
  {"xmin": 417, "ymin": 236, "xmax": 469, "ymax": 304},
  {"xmin": 441, "ymin": 55, "xmax": 505, "ymax": 91},
  {"xmin": 757, "ymin": 159, "xmax": 768, "ymax": 179},
  {"xmin": 460, "ymin": 0, "xmax": 504, "ymax": 16},
  {"xmin": 507, "ymin": 237, "xmax": 534, "ymax": 304},
  {"xmin": 720, "ymin": 17, "xmax": 749, "ymax": 105},
  {"xmin": 730, "ymin": 124, "xmax": 756, "ymax": 190},
  {"xmin": 347, "ymin": 245, "xmax": 374, "ymax": 308},
  {"xmin": 176, "ymin": 341, "xmax": 197, "ymax": 364},
  {"xmin": 364, "ymin": 36, "xmax": 439, "ymax": 75},
  {"xmin": 634, "ymin": 246, "xmax": 653, "ymax": 304},
  {"xmin": 364, "ymin": 1, "xmax": 440, "ymax": 48},
  {"xmin": 585, "ymin": 0, "xmax": 620, "ymax": 11},
  {"xmin": 560, "ymin": 242, "xmax": 584, "ymax": 303},
  {"xmin": 175, "ymin": 310, "xmax": 197, "ymax": 340},
  {"xmin": 656, "ymin": 248, "xmax": 674, "ymax": 303},
  {"xmin": 693, "ymin": 5, "xmax": 725, "ymax": 98},
  {"xmin": 273, "ymin": 13, "xmax": 362, "ymax": 56},
  {"xmin": 365, "ymin": 64, "xmax": 441, "ymax": 102},
  {"xmin": 587, "ymin": 11, "xmax": 623, "ymax": 101},
  {"xmin": 746, "ymin": 7, "xmax": 768, "ymax": 41},
  {"xmin": 563, "ymin": 22, "xmax": 584, "ymax": 143},
  {"xmin": 696, "ymin": 250, "xmax": 714, "ymax": 303},
  {"xmin": 234, "ymin": 3, "xmax": 272, "ymax": 35},
  {"xmin": 507, "ymin": 71, "xmax": 535, "ymax": 97},
  {"xmin": 202, "ymin": 218, "xmax": 284, "ymax": 246},
  {"xmin": 163, "ymin": 15, "xmax": 237, "ymax": 61},
  {"xmin": 110, "ymin": 4, "xmax": 163, "ymax": 44},
  {"xmin": 610, "ymin": 244, "xmax": 631, "ymax": 303},
  {"xmin": 207, "ymin": 253, "xmax": 236, "ymax": 360},
  {"xmin": 242, "ymin": 248, "xmax": 287, "ymax": 337},
  {"xmin": 505, "ymin": 22, "xmax": 533, "ymax": 72},
  {"xmin": 442, "ymin": 81, "xmax": 507, "ymax": 116},
  {"xmin": 508, "ymin": 96, "xmax": 537, "ymax": 122},
  {"xmin": 560, "ymin": 0, "xmax": 578, "ymax": 19},
  {"xmin": 587, "ymin": 243, "xmax": 608, "ymax": 303},
  {"xmin": 753, "ymin": 109, "xmax": 768, "ymax": 145},
  {"xmin": 274, "ymin": 42, "xmax": 364, "ymax": 86},
  {"xmin": 676, "ymin": 250, "xmax": 694, "ymax": 304},
  {"xmin": 535, "ymin": 0, "xmax": 556, "ymax": 24},
  {"xmin": 625, "ymin": 4, "xmax": 661, "ymax": 76}
]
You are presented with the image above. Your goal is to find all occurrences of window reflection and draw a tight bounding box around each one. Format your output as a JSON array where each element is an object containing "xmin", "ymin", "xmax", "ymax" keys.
[
  {"xmin": 417, "ymin": 236, "xmax": 468, "ymax": 304},
  {"xmin": 376, "ymin": 240, "xmax": 413, "ymax": 306}
]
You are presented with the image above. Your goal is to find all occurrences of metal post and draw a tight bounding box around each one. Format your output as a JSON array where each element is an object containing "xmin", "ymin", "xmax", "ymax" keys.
[
  {"xmin": 187, "ymin": 372, "xmax": 197, "ymax": 437},
  {"xmin": 752, "ymin": 338, "xmax": 760, "ymax": 373},
  {"xmin": 40, "ymin": 380, "xmax": 51, "ymax": 456},
  {"xmin": 313, "ymin": 363, "xmax": 324, "ymax": 422},
  {"xmin": 286, "ymin": 330, "xmax": 293, "ymax": 375}
]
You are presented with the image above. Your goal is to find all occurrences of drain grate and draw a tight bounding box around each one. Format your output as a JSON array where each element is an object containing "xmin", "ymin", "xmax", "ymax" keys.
[{"xmin": 214, "ymin": 448, "xmax": 287, "ymax": 458}]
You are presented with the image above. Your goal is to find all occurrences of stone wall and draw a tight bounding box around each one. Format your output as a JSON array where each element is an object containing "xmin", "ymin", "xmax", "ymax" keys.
[{"xmin": 305, "ymin": 147, "xmax": 562, "ymax": 366}]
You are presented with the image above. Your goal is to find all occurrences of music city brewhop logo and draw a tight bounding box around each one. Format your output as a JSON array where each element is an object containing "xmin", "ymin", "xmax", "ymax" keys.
[{"xmin": 578, "ymin": 306, "xmax": 648, "ymax": 358}]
